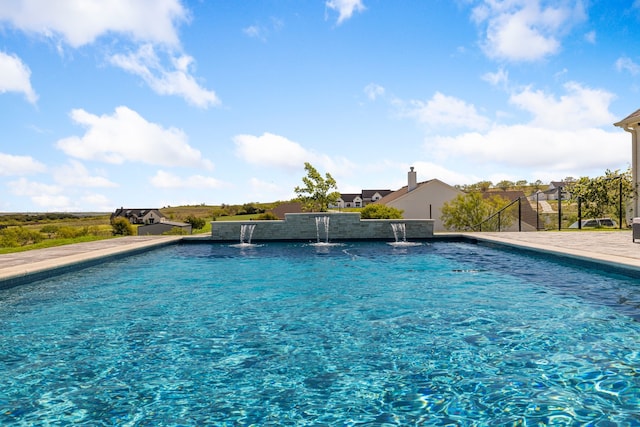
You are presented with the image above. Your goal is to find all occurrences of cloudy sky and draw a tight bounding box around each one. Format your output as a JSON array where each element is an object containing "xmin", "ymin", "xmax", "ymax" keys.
[{"xmin": 1, "ymin": 0, "xmax": 639, "ymax": 212}]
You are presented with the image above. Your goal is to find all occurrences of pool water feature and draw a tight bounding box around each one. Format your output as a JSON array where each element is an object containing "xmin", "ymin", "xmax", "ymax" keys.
[{"xmin": 1, "ymin": 241, "xmax": 640, "ymax": 425}]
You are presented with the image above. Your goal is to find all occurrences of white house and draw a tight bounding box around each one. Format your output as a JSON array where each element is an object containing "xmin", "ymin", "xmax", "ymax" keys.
[
  {"xmin": 377, "ymin": 167, "xmax": 463, "ymax": 232},
  {"xmin": 333, "ymin": 190, "xmax": 392, "ymax": 209}
]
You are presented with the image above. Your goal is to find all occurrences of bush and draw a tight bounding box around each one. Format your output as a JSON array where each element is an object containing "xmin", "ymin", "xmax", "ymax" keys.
[
  {"xmin": 185, "ymin": 215, "xmax": 207, "ymax": 230},
  {"xmin": 360, "ymin": 204, "xmax": 403, "ymax": 219},
  {"xmin": 40, "ymin": 225, "xmax": 59, "ymax": 238},
  {"xmin": 56, "ymin": 226, "xmax": 89, "ymax": 238},
  {"xmin": 111, "ymin": 217, "xmax": 135, "ymax": 236},
  {"xmin": 256, "ymin": 212, "xmax": 279, "ymax": 220},
  {"xmin": 0, "ymin": 227, "xmax": 45, "ymax": 247}
]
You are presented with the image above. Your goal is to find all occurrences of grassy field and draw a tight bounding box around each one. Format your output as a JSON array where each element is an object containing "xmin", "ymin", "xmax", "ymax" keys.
[{"xmin": 0, "ymin": 205, "xmax": 272, "ymax": 254}]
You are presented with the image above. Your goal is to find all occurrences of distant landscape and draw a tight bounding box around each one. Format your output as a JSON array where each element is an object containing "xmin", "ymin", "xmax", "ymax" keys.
[{"xmin": 0, "ymin": 203, "xmax": 278, "ymax": 254}]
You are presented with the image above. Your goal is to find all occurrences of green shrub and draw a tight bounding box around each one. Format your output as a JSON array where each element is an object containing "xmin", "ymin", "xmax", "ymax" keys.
[
  {"xmin": 185, "ymin": 215, "xmax": 206, "ymax": 230},
  {"xmin": 40, "ymin": 224, "xmax": 59, "ymax": 238},
  {"xmin": 256, "ymin": 212, "xmax": 279, "ymax": 220},
  {"xmin": 360, "ymin": 204, "xmax": 403, "ymax": 219},
  {"xmin": 111, "ymin": 217, "xmax": 135, "ymax": 236},
  {"xmin": 0, "ymin": 227, "xmax": 45, "ymax": 247}
]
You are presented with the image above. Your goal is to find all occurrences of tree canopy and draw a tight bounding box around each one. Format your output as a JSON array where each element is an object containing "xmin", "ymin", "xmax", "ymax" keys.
[
  {"xmin": 568, "ymin": 169, "xmax": 633, "ymax": 221},
  {"xmin": 441, "ymin": 192, "xmax": 513, "ymax": 231},
  {"xmin": 294, "ymin": 162, "xmax": 341, "ymax": 212}
]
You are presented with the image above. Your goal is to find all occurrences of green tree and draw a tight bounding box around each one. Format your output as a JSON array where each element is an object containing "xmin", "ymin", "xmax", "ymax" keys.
[
  {"xmin": 496, "ymin": 180, "xmax": 514, "ymax": 191},
  {"xmin": 111, "ymin": 217, "xmax": 135, "ymax": 236},
  {"xmin": 294, "ymin": 162, "xmax": 341, "ymax": 212},
  {"xmin": 568, "ymin": 169, "xmax": 633, "ymax": 222},
  {"xmin": 185, "ymin": 215, "xmax": 206, "ymax": 230},
  {"xmin": 463, "ymin": 180, "xmax": 493, "ymax": 192},
  {"xmin": 360, "ymin": 204, "xmax": 403, "ymax": 219},
  {"xmin": 441, "ymin": 192, "xmax": 513, "ymax": 231}
]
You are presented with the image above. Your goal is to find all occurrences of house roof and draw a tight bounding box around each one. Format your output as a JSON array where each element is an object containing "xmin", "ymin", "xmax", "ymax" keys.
[
  {"xmin": 339, "ymin": 193, "xmax": 362, "ymax": 202},
  {"xmin": 269, "ymin": 202, "xmax": 303, "ymax": 219},
  {"xmin": 375, "ymin": 179, "xmax": 436, "ymax": 205},
  {"xmin": 614, "ymin": 108, "xmax": 640, "ymax": 128},
  {"xmin": 112, "ymin": 208, "xmax": 165, "ymax": 218},
  {"xmin": 361, "ymin": 189, "xmax": 392, "ymax": 199}
]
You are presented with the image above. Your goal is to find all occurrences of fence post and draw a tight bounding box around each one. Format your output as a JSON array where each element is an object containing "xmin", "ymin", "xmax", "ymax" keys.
[
  {"xmin": 578, "ymin": 196, "xmax": 582, "ymax": 230},
  {"xmin": 558, "ymin": 186, "xmax": 563, "ymax": 230},
  {"xmin": 518, "ymin": 197, "xmax": 522, "ymax": 232}
]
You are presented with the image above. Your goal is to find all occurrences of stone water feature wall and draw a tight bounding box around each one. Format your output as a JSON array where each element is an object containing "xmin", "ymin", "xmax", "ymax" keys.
[{"xmin": 210, "ymin": 212, "xmax": 434, "ymax": 242}]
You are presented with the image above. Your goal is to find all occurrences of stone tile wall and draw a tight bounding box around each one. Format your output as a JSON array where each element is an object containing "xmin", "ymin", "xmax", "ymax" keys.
[{"xmin": 211, "ymin": 212, "xmax": 434, "ymax": 242}]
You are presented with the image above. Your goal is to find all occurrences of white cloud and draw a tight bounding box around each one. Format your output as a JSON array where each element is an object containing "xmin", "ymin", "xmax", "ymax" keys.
[
  {"xmin": 0, "ymin": 0, "xmax": 187, "ymax": 48},
  {"xmin": 234, "ymin": 132, "xmax": 312, "ymax": 169},
  {"xmin": 472, "ymin": 0, "xmax": 585, "ymax": 62},
  {"xmin": 109, "ymin": 44, "xmax": 219, "ymax": 108},
  {"xmin": 0, "ymin": 153, "xmax": 46, "ymax": 176},
  {"xmin": 82, "ymin": 193, "xmax": 112, "ymax": 211},
  {"xmin": 431, "ymin": 126, "xmax": 627, "ymax": 173},
  {"xmin": 234, "ymin": 132, "xmax": 355, "ymax": 177},
  {"xmin": 150, "ymin": 170, "xmax": 223, "ymax": 189},
  {"xmin": 482, "ymin": 68, "xmax": 509, "ymax": 87},
  {"xmin": 56, "ymin": 106, "xmax": 214, "ymax": 170},
  {"xmin": 404, "ymin": 80, "xmax": 627, "ymax": 182},
  {"xmin": 246, "ymin": 177, "xmax": 294, "ymax": 201},
  {"xmin": 326, "ymin": 0, "xmax": 366, "ymax": 24},
  {"xmin": 53, "ymin": 160, "xmax": 117, "ymax": 188},
  {"xmin": 8, "ymin": 177, "xmax": 72, "ymax": 210},
  {"xmin": 243, "ymin": 25, "xmax": 263, "ymax": 40},
  {"xmin": 0, "ymin": 52, "xmax": 37, "ymax": 103},
  {"xmin": 410, "ymin": 161, "xmax": 480, "ymax": 186},
  {"xmin": 364, "ymin": 83, "xmax": 385, "ymax": 100},
  {"xmin": 509, "ymin": 82, "xmax": 616, "ymax": 128},
  {"xmin": 399, "ymin": 92, "xmax": 491, "ymax": 131},
  {"xmin": 243, "ymin": 18, "xmax": 283, "ymax": 42},
  {"xmin": 615, "ymin": 57, "xmax": 640, "ymax": 76},
  {"xmin": 584, "ymin": 30, "xmax": 596, "ymax": 44}
]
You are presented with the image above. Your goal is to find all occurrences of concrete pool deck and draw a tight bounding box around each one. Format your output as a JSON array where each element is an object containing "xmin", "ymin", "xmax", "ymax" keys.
[{"xmin": 0, "ymin": 231, "xmax": 639, "ymax": 285}]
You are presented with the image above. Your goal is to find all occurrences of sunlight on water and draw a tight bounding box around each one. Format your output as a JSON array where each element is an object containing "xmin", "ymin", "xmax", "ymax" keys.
[{"xmin": 1, "ymin": 242, "xmax": 640, "ymax": 425}]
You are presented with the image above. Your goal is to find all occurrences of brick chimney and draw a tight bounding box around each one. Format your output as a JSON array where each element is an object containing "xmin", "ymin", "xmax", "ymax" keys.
[{"xmin": 408, "ymin": 167, "xmax": 417, "ymax": 192}]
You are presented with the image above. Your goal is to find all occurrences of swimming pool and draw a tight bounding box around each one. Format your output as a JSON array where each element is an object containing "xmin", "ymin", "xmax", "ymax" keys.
[{"xmin": 1, "ymin": 241, "xmax": 639, "ymax": 425}]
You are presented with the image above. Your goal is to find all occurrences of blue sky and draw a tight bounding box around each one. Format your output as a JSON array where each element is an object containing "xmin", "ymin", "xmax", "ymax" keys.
[{"xmin": 1, "ymin": 0, "xmax": 639, "ymax": 212}]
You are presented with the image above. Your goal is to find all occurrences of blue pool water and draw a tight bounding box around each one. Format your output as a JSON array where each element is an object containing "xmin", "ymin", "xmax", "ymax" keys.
[{"xmin": 1, "ymin": 241, "xmax": 640, "ymax": 425}]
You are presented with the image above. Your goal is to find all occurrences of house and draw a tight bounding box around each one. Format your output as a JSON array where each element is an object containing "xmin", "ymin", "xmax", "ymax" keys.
[
  {"xmin": 376, "ymin": 167, "xmax": 463, "ymax": 232},
  {"xmin": 333, "ymin": 190, "xmax": 392, "ymax": 209},
  {"xmin": 545, "ymin": 181, "xmax": 571, "ymax": 201},
  {"xmin": 137, "ymin": 220, "xmax": 192, "ymax": 236},
  {"xmin": 111, "ymin": 208, "xmax": 166, "ymax": 225},
  {"xmin": 362, "ymin": 190, "xmax": 392, "ymax": 204},
  {"xmin": 335, "ymin": 193, "xmax": 363, "ymax": 208}
]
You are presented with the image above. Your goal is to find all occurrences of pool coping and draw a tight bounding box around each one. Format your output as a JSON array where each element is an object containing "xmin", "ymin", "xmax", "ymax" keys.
[
  {"xmin": 2, "ymin": 231, "xmax": 639, "ymax": 288},
  {"xmin": 0, "ymin": 236, "xmax": 184, "ymax": 289}
]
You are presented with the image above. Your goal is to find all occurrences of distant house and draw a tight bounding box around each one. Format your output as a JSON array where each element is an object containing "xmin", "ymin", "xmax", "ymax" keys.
[
  {"xmin": 376, "ymin": 167, "xmax": 463, "ymax": 232},
  {"xmin": 333, "ymin": 190, "xmax": 392, "ymax": 209},
  {"xmin": 335, "ymin": 193, "xmax": 363, "ymax": 208},
  {"xmin": 137, "ymin": 221, "xmax": 192, "ymax": 236},
  {"xmin": 545, "ymin": 181, "xmax": 571, "ymax": 201},
  {"xmin": 111, "ymin": 208, "xmax": 166, "ymax": 225}
]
